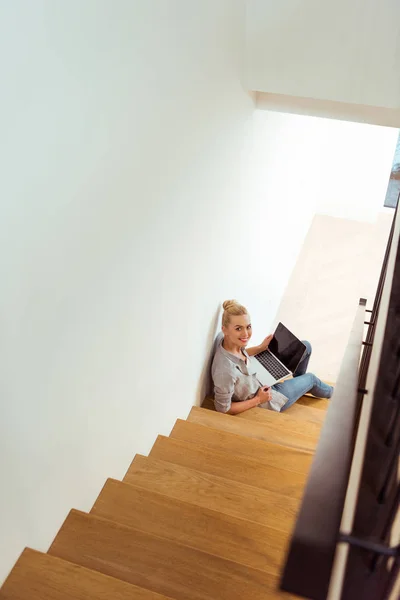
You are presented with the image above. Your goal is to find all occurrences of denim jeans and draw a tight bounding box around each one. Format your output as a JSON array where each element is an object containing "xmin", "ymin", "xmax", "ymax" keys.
[{"xmin": 272, "ymin": 341, "xmax": 333, "ymax": 412}]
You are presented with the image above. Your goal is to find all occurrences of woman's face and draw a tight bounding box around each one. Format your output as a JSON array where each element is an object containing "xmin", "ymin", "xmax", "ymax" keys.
[{"xmin": 223, "ymin": 313, "xmax": 252, "ymax": 348}]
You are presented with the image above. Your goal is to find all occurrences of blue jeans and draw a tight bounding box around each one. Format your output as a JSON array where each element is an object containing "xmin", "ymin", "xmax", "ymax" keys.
[{"xmin": 272, "ymin": 341, "xmax": 333, "ymax": 412}]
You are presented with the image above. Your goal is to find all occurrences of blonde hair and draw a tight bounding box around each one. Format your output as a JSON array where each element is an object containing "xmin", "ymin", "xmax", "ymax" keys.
[{"xmin": 222, "ymin": 299, "xmax": 249, "ymax": 327}]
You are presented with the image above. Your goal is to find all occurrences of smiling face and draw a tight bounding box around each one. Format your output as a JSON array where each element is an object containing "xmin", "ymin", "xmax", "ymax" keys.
[{"xmin": 222, "ymin": 313, "xmax": 252, "ymax": 349}]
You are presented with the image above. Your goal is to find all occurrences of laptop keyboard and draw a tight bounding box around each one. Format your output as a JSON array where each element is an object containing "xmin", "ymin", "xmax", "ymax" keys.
[{"xmin": 255, "ymin": 350, "xmax": 290, "ymax": 380}]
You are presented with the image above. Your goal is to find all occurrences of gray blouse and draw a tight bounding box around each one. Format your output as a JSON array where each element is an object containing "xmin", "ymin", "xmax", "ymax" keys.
[{"xmin": 211, "ymin": 333, "xmax": 260, "ymax": 413}]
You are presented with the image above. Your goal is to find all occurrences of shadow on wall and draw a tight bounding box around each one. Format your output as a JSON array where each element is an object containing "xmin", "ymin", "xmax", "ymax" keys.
[{"xmin": 194, "ymin": 304, "xmax": 222, "ymax": 406}]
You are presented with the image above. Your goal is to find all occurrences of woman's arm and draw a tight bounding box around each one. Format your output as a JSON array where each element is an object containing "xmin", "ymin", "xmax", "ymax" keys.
[
  {"xmin": 227, "ymin": 387, "xmax": 272, "ymax": 414},
  {"xmin": 227, "ymin": 396, "xmax": 260, "ymax": 414},
  {"xmin": 247, "ymin": 334, "xmax": 273, "ymax": 356},
  {"xmin": 212, "ymin": 359, "xmax": 271, "ymax": 413},
  {"xmin": 246, "ymin": 344, "xmax": 263, "ymax": 357}
]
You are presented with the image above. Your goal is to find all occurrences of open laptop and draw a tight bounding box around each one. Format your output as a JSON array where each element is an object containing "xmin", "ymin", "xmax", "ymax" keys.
[{"xmin": 250, "ymin": 322, "xmax": 307, "ymax": 387}]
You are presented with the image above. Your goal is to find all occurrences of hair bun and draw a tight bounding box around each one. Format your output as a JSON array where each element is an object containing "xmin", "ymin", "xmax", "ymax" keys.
[
  {"xmin": 221, "ymin": 299, "xmax": 248, "ymax": 327},
  {"xmin": 222, "ymin": 299, "xmax": 238, "ymax": 311}
]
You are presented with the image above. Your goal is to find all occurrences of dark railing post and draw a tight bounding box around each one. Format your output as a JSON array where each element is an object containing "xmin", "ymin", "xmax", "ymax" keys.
[
  {"xmin": 384, "ymin": 364, "xmax": 400, "ymax": 446},
  {"xmin": 370, "ymin": 481, "xmax": 400, "ymax": 572},
  {"xmin": 377, "ymin": 435, "xmax": 400, "ymax": 504}
]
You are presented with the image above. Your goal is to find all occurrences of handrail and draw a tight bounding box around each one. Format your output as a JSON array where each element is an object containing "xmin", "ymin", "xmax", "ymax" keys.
[
  {"xmin": 280, "ymin": 298, "xmax": 367, "ymax": 600},
  {"xmin": 327, "ymin": 196, "xmax": 400, "ymax": 600},
  {"xmin": 281, "ymin": 196, "xmax": 400, "ymax": 600}
]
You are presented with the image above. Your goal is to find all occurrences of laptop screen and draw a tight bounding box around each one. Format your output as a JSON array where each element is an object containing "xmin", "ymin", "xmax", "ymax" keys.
[{"xmin": 268, "ymin": 322, "xmax": 307, "ymax": 373}]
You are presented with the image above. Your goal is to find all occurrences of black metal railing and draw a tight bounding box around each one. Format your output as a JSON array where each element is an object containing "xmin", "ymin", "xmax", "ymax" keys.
[
  {"xmin": 281, "ymin": 197, "xmax": 400, "ymax": 600},
  {"xmin": 280, "ymin": 298, "xmax": 367, "ymax": 600},
  {"xmin": 342, "ymin": 199, "xmax": 400, "ymax": 600}
]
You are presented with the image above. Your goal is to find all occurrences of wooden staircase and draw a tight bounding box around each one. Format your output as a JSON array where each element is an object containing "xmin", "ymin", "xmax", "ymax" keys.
[{"xmin": 0, "ymin": 394, "xmax": 330, "ymax": 600}]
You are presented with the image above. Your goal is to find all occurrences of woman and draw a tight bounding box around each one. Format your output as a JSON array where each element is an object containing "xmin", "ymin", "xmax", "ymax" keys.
[{"xmin": 212, "ymin": 299, "xmax": 333, "ymax": 414}]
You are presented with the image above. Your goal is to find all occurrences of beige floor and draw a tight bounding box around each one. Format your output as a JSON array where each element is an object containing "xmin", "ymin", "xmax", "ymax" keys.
[{"xmin": 273, "ymin": 211, "xmax": 394, "ymax": 382}]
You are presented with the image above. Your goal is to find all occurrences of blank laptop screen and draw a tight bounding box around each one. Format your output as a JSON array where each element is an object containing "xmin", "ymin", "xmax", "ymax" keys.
[{"xmin": 268, "ymin": 323, "xmax": 307, "ymax": 373}]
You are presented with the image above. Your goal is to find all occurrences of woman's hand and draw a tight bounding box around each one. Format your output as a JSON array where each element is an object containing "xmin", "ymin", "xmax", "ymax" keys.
[
  {"xmin": 258, "ymin": 334, "xmax": 273, "ymax": 353},
  {"xmin": 246, "ymin": 334, "xmax": 274, "ymax": 357},
  {"xmin": 254, "ymin": 386, "xmax": 272, "ymax": 405}
]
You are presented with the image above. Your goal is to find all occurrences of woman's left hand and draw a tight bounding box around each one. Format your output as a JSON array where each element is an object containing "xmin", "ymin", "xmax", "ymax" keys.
[{"xmin": 258, "ymin": 334, "xmax": 273, "ymax": 353}]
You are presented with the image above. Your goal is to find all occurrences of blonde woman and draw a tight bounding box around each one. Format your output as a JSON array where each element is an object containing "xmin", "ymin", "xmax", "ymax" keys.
[{"xmin": 212, "ymin": 300, "xmax": 333, "ymax": 414}]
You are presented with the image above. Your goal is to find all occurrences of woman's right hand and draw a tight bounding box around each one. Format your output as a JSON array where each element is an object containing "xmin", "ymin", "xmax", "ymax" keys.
[{"xmin": 255, "ymin": 386, "xmax": 272, "ymax": 405}]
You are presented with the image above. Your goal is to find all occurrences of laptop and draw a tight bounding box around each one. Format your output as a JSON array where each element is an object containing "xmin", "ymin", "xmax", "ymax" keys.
[{"xmin": 250, "ymin": 322, "xmax": 307, "ymax": 387}]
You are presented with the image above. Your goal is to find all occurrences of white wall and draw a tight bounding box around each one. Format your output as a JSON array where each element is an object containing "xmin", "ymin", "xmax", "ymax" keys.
[
  {"xmin": 246, "ymin": 0, "xmax": 400, "ymax": 109},
  {"xmin": 0, "ymin": 0, "xmax": 320, "ymax": 583},
  {"xmin": 244, "ymin": 110, "xmax": 325, "ymax": 314},
  {"xmin": 251, "ymin": 112, "xmax": 398, "ymax": 228},
  {"xmin": 313, "ymin": 120, "xmax": 398, "ymax": 221}
]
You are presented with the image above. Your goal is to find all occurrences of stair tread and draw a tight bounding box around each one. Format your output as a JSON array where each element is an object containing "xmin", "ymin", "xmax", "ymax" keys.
[
  {"xmin": 170, "ymin": 419, "xmax": 313, "ymax": 474},
  {"xmin": 124, "ymin": 454, "xmax": 299, "ymax": 532},
  {"xmin": 234, "ymin": 407, "xmax": 322, "ymax": 433},
  {"xmin": 238, "ymin": 403, "xmax": 326, "ymax": 425},
  {"xmin": 277, "ymin": 402, "xmax": 326, "ymax": 422},
  {"xmin": 190, "ymin": 406, "xmax": 320, "ymax": 438},
  {"xmin": 202, "ymin": 396, "xmax": 325, "ymax": 426},
  {"xmin": 188, "ymin": 407, "xmax": 318, "ymax": 451},
  {"xmin": 0, "ymin": 548, "xmax": 169, "ymax": 600},
  {"xmin": 150, "ymin": 435, "xmax": 306, "ymax": 497},
  {"xmin": 296, "ymin": 395, "xmax": 330, "ymax": 410},
  {"xmin": 49, "ymin": 510, "xmax": 299, "ymax": 600},
  {"xmin": 92, "ymin": 478, "xmax": 288, "ymax": 574}
]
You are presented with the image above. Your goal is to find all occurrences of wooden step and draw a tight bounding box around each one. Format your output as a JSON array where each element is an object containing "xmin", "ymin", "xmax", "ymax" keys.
[
  {"xmin": 234, "ymin": 407, "xmax": 323, "ymax": 435},
  {"xmin": 124, "ymin": 454, "xmax": 299, "ymax": 533},
  {"xmin": 188, "ymin": 406, "xmax": 318, "ymax": 452},
  {"xmin": 237, "ymin": 402, "xmax": 326, "ymax": 425},
  {"xmin": 49, "ymin": 510, "xmax": 298, "ymax": 600},
  {"xmin": 190, "ymin": 406, "xmax": 321, "ymax": 439},
  {"xmin": 277, "ymin": 402, "xmax": 326, "ymax": 423},
  {"xmin": 170, "ymin": 419, "xmax": 313, "ymax": 474},
  {"xmin": 296, "ymin": 395, "xmax": 330, "ymax": 410},
  {"xmin": 150, "ymin": 435, "xmax": 306, "ymax": 498},
  {"xmin": 0, "ymin": 548, "xmax": 168, "ymax": 600},
  {"xmin": 92, "ymin": 478, "xmax": 288, "ymax": 574},
  {"xmin": 203, "ymin": 395, "xmax": 326, "ymax": 425}
]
